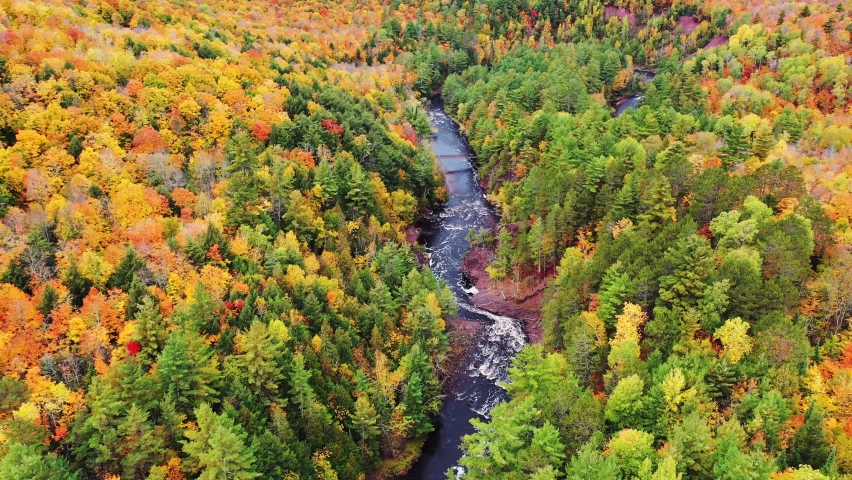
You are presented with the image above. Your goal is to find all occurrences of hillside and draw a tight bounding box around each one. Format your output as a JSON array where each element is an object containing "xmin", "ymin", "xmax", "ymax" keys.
[{"xmin": 3, "ymin": 0, "xmax": 852, "ymax": 479}]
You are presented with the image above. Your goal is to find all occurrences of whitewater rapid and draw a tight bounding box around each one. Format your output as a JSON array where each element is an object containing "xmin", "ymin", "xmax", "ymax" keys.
[{"xmin": 406, "ymin": 99, "xmax": 527, "ymax": 479}]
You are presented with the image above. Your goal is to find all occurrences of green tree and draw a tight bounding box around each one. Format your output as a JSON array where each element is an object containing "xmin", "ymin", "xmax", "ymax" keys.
[
  {"xmin": 107, "ymin": 248, "xmax": 145, "ymax": 291},
  {"xmin": 670, "ymin": 412, "xmax": 714, "ymax": 478},
  {"xmin": 289, "ymin": 353, "xmax": 316, "ymax": 416},
  {"xmin": 597, "ymin": 262, "xmax": 634, "ymax": 328},
  {"xmin": 789, "ymin": 402, "xmax": 829, "ymax": 469},
  {"xmin": 225, "ymin": 321, "xmax": 284, "ymax": 402},
  {"xmin": 566, "ymin": 435, "xmax": 622, "ymax": 480},
  {"xmin": 751, "ymin": 124, "xmax": 776, "ymax": 160},
  {"xmin": 657, "ymin": 235, "xmax": 713, "ymax": 312},
  {"xmin": 638, "ymin": 176, "xmax": 677, "ymax": 231},
  {"xmin": 183, "ymin": 403, "xmax": 260, "ymax": 480},
  {"xmin": 116, "ymin": 404, "xmax": 165, "ymax": 479},
  {"xmin": 719, "ymin": 122, "xmax": 750, "ymax": 169},
  {"xmin": 605, "ymin": 374, "xmax": 646, "ymax": 430},
  {"xmin": 0, "ymin": 442, "xmax": 79, "ymax": 480},
  {"xmin": 225, "ymin": 132, "xmax": 261, "ymax": 227},
  {"xmin": 349, "ymin": 395, "xmax": 380, "ymax": 442},
  {"xmin": 133, "ymin": 296, "xmax": 168, "ymax": 366},
  {"xmin": 608, "ymin": 429, "xmax": 655, "ymax": 477},
  {"xmin": 156, "ymin": 330, "xmax": 221, "ymax": 414}
]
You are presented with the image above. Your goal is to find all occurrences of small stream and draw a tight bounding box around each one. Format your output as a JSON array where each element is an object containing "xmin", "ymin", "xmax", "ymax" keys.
[{"xmin": 405, "ymin": 99, "xmax": 527, "ymax": 479}]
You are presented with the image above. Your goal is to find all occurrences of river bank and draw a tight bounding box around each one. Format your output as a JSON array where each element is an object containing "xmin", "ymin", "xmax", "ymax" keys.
[
  {"xmin": 460, "ymin": 246, "xmax": 547, "ymax": 344},
  {"xmin": 404, "ymin": 98, "xmax": 527, "ymax": 479}
]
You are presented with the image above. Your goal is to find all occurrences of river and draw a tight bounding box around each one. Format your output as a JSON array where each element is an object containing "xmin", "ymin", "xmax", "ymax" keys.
[
  {"xmin": 613, "ymin": 69, "xmax": 656, "ymax": 117},
  {"xmin": 405, "ymin": 98, "xmax": 527, "ymax": 479}
]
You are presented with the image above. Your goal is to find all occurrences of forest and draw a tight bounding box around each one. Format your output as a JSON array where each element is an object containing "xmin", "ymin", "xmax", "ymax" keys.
[{"xmin": 2, "ymin": 0, "xmax": 852, "ymax": 479}]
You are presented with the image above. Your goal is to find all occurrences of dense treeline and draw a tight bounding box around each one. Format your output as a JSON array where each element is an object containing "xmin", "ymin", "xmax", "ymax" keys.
[
  {"xmin": 445, "ymin": 1, "xmax": 852, "ymax": 477},
  {"xmin": 360, "ymin": 0, "xmax": 728, "ymax": 97},
  {"xmin": 0, "ymin": 1, "xmax": 455, "ymax": 479},
  {"xmin": 6, "ymin": 0, "xmax": 852, "ymax": 478}
]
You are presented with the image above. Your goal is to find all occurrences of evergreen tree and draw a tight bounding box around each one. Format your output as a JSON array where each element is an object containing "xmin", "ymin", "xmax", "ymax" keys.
[
  {"xmin": 225, "ymin": 321, "xmax": 285, "ymax": 402},
  {"xmin": 597, "ymin": 262, "xmax": 634, "ymax": 327},
  {"xmin": 125, "ymin": 274, "xmax": 152, "ymax": 319},
  {"xmin": 751, "ymin": 124, "xmax": 776, "ymax": 160},
  {"xmin": 107, "ymin": 248, "xmax": 145, "ymax": 291},
  {"xmin": 350, "ymin": 395, "xmax": 381, "ymax": 442},
  {"xmin": 68, "ymin": 134, "xmax": 83, "ymax": 159},
  {"xmin": 565, "ymin": 435, "xmax": 622, "ymax": 480},
  {"xmin": 156, "ymin": 330, "xmax": 222, "ymax": 415},
  {"xmin": 63, "ymin": 260, "xmax": 92, "ymax": 307},
  {"xmin": 116, "ymin": 404, "xmax": 165, "ymax": 479},
  {"xmin": 0, "ymin": 442, "xmax": 79, "ymax": 480},
  {"xmin": 37, "ymin": 283, "xmax": 60, "ymax": 320},
  {"xmin": 225, "ymin": 132, "xmax": 261, "ymax": 227},
  {"xmin": 134, "ymin": 296, "xmax": 169, "ymax": 366},
  {"xmin": 289, "ymin": 353, "xmax": 316, "ymax": 416},
  {"xmin": 789, "ymin": 402, "xmax": 829, "ymax": 469},
  {"xmin": 638, "ymin": 176, "xmax": 677, "ymax": 231},
  {"xmin": 183, "ymin": 404, "xmax": 260, "ymax": 480},
  {"xmin": 657, "ymin": 234, "xmax": 713, "ymax": 312},
  {"xmin": 719, "ymin": 122, "xmax": 750, "ymax": 169}
]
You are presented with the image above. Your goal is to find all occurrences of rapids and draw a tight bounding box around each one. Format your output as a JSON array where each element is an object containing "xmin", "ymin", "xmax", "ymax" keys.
[{"xmin": 405, "ymin": 99, "xmax": 527, "ymax": 479}]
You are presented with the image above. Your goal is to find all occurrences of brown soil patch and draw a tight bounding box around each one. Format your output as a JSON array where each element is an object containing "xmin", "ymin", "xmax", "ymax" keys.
[{"xmin": 461, "ymin": 246, "xmax": 553, "ymax": 344}]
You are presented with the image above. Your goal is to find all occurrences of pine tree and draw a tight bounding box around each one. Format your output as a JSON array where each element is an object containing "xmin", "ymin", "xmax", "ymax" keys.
[
  {"xmin": 37, "ymin": 283, "xmax": 60, "ymax": 320},
  {"xmin": 637, "ymin": 176, "xmax": 677, "ymax": 231},
  {"xmin": 63, "ymin": 260, "xmax": 93, "ymax": 308},
  {"xmin": 402, "ymin": 371, "xmax": 432, "ymax": 435},
  {"xmin": 125, "ymin": 274, "xmax": 151, "ymax": 319},
  {"xmin": 751, "ymin": 124, "xmax": 776, "ymax": 160},
  {"xmin": 107, "ymin": 248, "xmax": 145, "ymax": 291},
  {"xmin": 252, "ymin": 429, "xmax": 302, "ymax": 479},
  {"xmin": 529, "ymin": 217, "xmax": 545, "ymax": 274},
  {"xmin": 597, "ymin": 262, "xmax": 634, "ymax": 327},
  {"xmin": 566, "ymin": 435, "xmax": 622, "ymax": 480},
  {"xmin": 789, "ymin": 401, "xmax": 829, "ymax": 469},
  {"xmin": 225, "ymin": 321, "xmax": 284, "ymax": 401},
  {"xmin": 134, "ymin": 296, "xmax": 168, "ymax": 366},
  {"xmin": 289, "ymin": 353, "xmax": 316, "ymax": 416},
  {"xmin": 183, "ymin": 404, "xmax": 260, "ymax": 480},
  {"xmin": 116, "ymin": 404, "xmax": 165, "ymax": 479},
  {"xmin": 0, "ymin": 442, "xmax": 79, "ymax": 480},
  {"xmin": 720, "ymin": 122, "xmax": 749, "ymax": 169},
  {"xmin": 670, "ymin": 412, "xmax": 714, "ymax": 477},
  {"xmin": 68, "ymin": 134, "xmax": 83, "ymax": 159},
  {"xmin": 225, "ymin": 132, "xmax": 261, "ymax": 227},
  {"xmin": 657, "ymin": 235, "xmax": 713, "ymax": 312},
  {"xmin": 610, "ymin": 174, "xmax": 640, "ymax": 220},
  {"xmin": 156, "ymin": 330, "xmax": 221, "ymax": 415},
  {"xmin": 350, "ymin": 396, "xmax": 381, "ymax": 442}
]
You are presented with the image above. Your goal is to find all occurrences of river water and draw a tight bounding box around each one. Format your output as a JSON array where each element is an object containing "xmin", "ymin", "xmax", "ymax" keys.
[
  {"xmin": 613, "ymin": 70, "xmax": 656, "ymax": 117},
  {"xmin": 405, "ymin": 99, "xmax": 527, "ymax": 479}
]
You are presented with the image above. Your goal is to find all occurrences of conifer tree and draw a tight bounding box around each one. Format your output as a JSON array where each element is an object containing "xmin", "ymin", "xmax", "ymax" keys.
[
  {"xmin": 289, "ymin": 353, "xmax": 316, "ymax": 416},
  {"xmin": 720, "ymin": 122, "xmax": 750, "ymax": 169},
  {"xmin": 0, "ymin": 443, "xmax": 79, "ymax": 480},
  {"xmin": 134, "ymin": 296, "xmax": 168, "ymax": 366},
  {"xmin": 116, "ymin": 404, "xmax": 165, "ymax": 479},
  {"xmin": 225, "ymin": 321, "xmax": 284, "ymax": 401},
  {"xmin": 789, "ymin": 402, "xmax": 829, "ymax": 469},
  {"xmin": 638, "ymin": 176, "xmax": 677, "ymax": 231},
  {"xmin": 156, "ymin": 330, "xmax": 221, "ymax": 414},
  {"xmin": 183, "ymin": 404, "xmax": 260, "ymax": 480},
  {"xmin": 350, "ymin": 396, "xmax": 381, "ymax": 442},
  {"xmin": 225, "ymin": 132, "xmax": 261, "ymax": 227}
]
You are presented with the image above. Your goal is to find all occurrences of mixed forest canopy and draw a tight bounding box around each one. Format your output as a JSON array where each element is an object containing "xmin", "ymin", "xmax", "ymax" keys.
[{"xmin": 2, "ymin": 0, "xmax": 852, "ymax": 479}]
